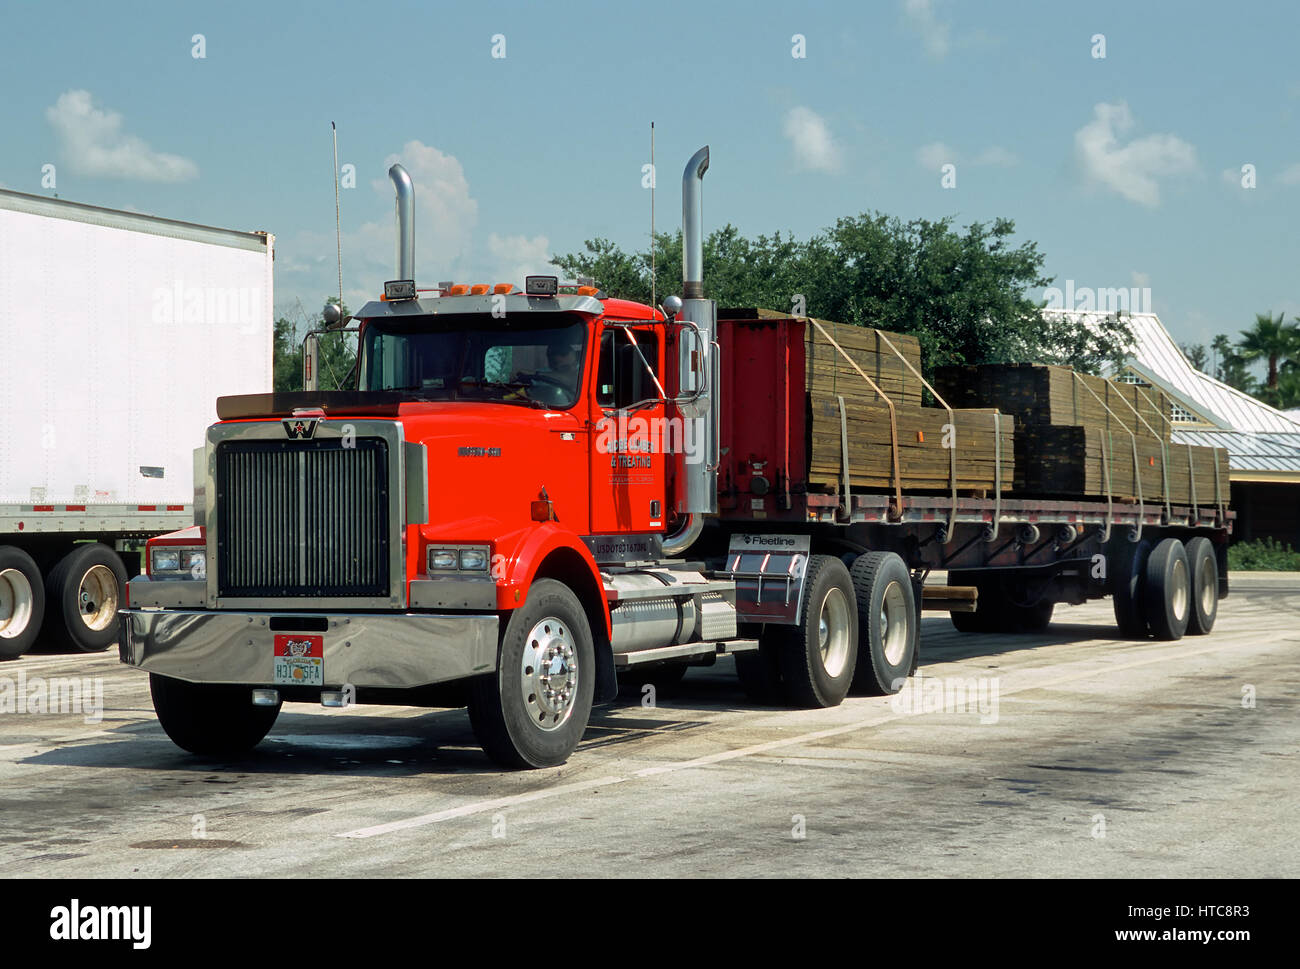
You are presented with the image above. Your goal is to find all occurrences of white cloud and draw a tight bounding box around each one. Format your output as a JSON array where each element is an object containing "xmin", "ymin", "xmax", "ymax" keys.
[
  {"xmin": 375, "ymin": 140, "xmax": 479, "ymax": 273},
  {"xmin": 488, "ymin": 233, "xmax": 551, "ymax": 286},
  {"xmin": 903, "ymin": 0, "xmax": 950, "ymax": 59},
  {"xmin": 916, "ymin": 141, "xmax": 954, "ymax": 170},
  {"xmin": 1131, "ymin": 271, "xmax": 1150, "ymax": 288},
  {"xmin": 1279, "ymin": 163, "xmax": 1300, "ymax": 185},
  {"xmin": 1074, "ymin": 101, "xmax": 1198, "ymax": 206},
  {"xmin": 783, "ymin": 107, "xmax": 843, "ymax": 173},
  {"xmin": 45, "ymin": 90, "xmax": 198, "ymax": 182}
]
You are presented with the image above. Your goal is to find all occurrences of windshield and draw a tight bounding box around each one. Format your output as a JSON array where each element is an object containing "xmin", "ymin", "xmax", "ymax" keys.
[{"xmin": 358, "ymin": 314, "xmax": 588, "ymax": 409}]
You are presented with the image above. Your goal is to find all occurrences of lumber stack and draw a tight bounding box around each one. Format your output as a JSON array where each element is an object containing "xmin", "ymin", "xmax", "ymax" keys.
[
  {"xmin": 934, "ymin": 364, "xmax": 1228, "ymax": 504},
  {"xmin": 933, "ymin": 364, "xmax": 1170, "ymax": 440},
  {"xmin": 807, "ymin": 399, "xmax": 1015, "ymax": 494},
  {"xmin": 804, "ymin": 318, "xmax": 924, "ymax": 408}
]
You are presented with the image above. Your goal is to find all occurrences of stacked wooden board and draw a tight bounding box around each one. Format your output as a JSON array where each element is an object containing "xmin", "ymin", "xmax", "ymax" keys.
[
  {"xmin": 804, "ymin": 316, "xmax": 924, "ymax": 408},
  {"xmin": 933, "ymin": 363, "xmax": 1230, "ymax": 506}
]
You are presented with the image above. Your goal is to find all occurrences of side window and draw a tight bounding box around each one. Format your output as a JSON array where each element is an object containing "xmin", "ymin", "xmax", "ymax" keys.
[{"xmin": 596, "ymin": 328, "xmax": 659, "ymax": 409}]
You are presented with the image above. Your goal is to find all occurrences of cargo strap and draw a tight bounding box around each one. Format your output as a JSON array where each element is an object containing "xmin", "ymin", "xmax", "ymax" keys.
[
  {"xmin": 1114, "ymin": 383, "xmax": 1172, "ymax": 522},
  {"xmin": 988, "ymin": 412, "xmax": 1003, "ymax": 541},
  {"xmin": 1072, "ymin": 373, "xmax": 1136, "ymax": 539},
  {"xmin": 838, "ymin": 394, "xmax": 852, "ymax": 519},
  {"xmin": 810, "ymin": 319, "xmax": 903, "ymax": 517},
  {"xmin": 874, "ymin": 330, "xmax": 959, "ymax": 544}
]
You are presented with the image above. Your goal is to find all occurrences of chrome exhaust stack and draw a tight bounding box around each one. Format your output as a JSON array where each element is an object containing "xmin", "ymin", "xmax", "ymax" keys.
[
  {"xmin": 674, "ymin": 146, "xmax": 719, "ymax": 527},
  {"xmin": 389, "ymin": 163, "xmax": 415, "ymax": 281}
]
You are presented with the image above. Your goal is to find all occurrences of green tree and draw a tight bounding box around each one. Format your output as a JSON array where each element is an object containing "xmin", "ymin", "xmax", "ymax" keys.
[
  {"xmin": 1180, "ymin": 342, "xmax": 1208, "ymax": 371},
  {"xmin": 273, "ymin": 297, "xmax": 357, "ymax": 393},
  {"xmin": 1238, "ymin": 311, "xmax": 1300, "ymax": 403},
  {"xmin": 1211, "ymin": 333, "xmax": 1256, "ymax": 393},
  {"xmin": 554, "ymin": 215, "xmax": 1133, "ymax": 377}
]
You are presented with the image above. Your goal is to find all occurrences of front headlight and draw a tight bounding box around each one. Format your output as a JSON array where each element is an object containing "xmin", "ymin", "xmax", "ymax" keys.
[
  {"xmin": 427, "ymin": 545, "xmax": 490, "ymax": 574},
  {"xmin": 151, "ymin": 546, "xmax": 205, "ymax": 578}
]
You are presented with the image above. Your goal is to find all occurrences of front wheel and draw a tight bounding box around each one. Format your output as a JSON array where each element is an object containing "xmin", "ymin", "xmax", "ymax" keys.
[
  {"xmin": 150, "ymin": 674, "xmax": 280, "ymax": 755},
  {"xmin": 468, "ymin": 579, "xmax": 595, "ymax": 769}
]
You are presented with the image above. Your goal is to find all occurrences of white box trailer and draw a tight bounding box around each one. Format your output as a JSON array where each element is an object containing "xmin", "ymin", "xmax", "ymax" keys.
[{"xmin": 0, "ymin": 189, "xmax": 273, "ymax": 657}]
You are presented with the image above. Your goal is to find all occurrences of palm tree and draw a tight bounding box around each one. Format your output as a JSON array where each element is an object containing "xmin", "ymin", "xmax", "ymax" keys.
[{"xmin": 1238, "ymin": 311, "xmax": 1300, "ymax": 397}]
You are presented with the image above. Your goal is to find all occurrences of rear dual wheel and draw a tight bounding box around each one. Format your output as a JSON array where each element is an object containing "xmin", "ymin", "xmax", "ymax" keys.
[
  {"xmin": 44, "ymin": 543, "xmax": 127, "ymax": 653},
  {"xmin": 0, "ymin": 546, "xmax": 44, "ymax": 660}
]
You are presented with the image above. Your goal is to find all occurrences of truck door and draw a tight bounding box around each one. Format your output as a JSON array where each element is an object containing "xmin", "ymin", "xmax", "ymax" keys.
[{"xmin": 589, "ymin": 324, "xmax": 668, "ymax": 535}]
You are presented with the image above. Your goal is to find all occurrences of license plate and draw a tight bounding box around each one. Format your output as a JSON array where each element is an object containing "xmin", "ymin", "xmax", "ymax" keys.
[{"xmin": 273, "ymin": 634, "xmax": 323, "ymax": 686}]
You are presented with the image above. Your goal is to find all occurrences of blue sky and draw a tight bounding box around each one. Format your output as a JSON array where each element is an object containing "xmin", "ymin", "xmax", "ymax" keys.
[{"xmin": 2, "ymin": 0, "xmax": 1297, "ymax": 354}]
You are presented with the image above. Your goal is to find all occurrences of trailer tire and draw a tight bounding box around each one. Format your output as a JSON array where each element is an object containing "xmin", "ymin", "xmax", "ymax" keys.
[
  {"xmin": 1112, "ymin": 539, "xmax": 1151, "ymax": 639},
  {"xmin": 734, "ymin": 635, "xmax": 787, "ymax": 705},
  {"xmin": 0, "ymin": 546, "xmax": 45, "ymax": 660},
  {"xmin": 775, "ymin": 555, "xmax": 859, "ymax": 707},
  {"xmin": 849, "ymin": 552, "xmax": 916, "ymax": 696},
  {"xmin": 467, "ymin": 579, "xmax": 594, "ymax": 769},
  {"xmin": 947, "ymin": 570, "xmax": 995, "ymax": 633},
  {"xmin": 44, "ymin": 543, "xmax": 127, "ymax": 653},
  {"xmin": 1184, "ymin": 537, "xmax": 1218, "ymax": 635},
  {"xmin": 150, "ymin": 674, "xmax": 280, "ymax": 755},
  {"xmin": 1144, "ymin": 538, "xmax": 1191, "ymax": 641}
]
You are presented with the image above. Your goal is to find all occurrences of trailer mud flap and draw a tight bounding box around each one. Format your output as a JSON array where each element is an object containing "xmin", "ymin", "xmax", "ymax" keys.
[{"xmin": 718, "ymin": 534, "xmax": 810, "ymax": 625}]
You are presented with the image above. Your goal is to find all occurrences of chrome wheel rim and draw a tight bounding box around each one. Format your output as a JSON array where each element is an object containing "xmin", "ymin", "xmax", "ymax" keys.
[
  {"xmin": 881, "ymin": 580, "xmax": 910, "ymax": 666},
  {"xmin": 0, "ymin": 568, "xmax": 35, "ymax": 640},
  {"xmin": 520, "ymin": 617, "xmax": 578, "ymax": 731},
  {"xmin": 818, "ymin": 587, "xmax": 852, "ymax": 677},
  {"xmin": 1171, "ymin": 557, "xmax": 1189, "ymax": 622},
  {"xmin": 77, "ymin": 564, "xmax": 119, "ymax": 632}
]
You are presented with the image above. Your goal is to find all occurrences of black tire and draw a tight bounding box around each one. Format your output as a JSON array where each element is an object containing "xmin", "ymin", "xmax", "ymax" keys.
[
  {"xmin": 150, "ymin": 674, "xmax": 280, "ymax": 755},
  {"xmin": 1144, "ymin": 538, "xmax": 1191, "ymax": 641},
  {"xmin": 44, "ymin": 543, "xmax": 127, "ymax": 653},
  {"xmin": 1112, "ymin": 539, "xmax": 1151, "ymax": 639},
  {"xmin": 849, "ymin": 552, "xmax": 916, "ymax": 696},
  {"xmin": 1006, "ymin": 599, "xmax": 1055, "ymax": 633},
  {"xmin": 1185, "ymin": 537, "xmax": 1218, "ymax": 635},
  {"xmin": 778, "ymin": 555, "xmax": 859, "ymax": 707},
  {"xmin": 0, "ymin": 545, "xmax": 45, "ymax": 660},
  {"xmin": 947, "ymin": 569, "xmax": 995, "ymax": 633},
  {"xmin": 734, "ymin": 634, "xmax": 786, "ymax": 705},
  {"xmin": 467, "ymin": 579, "xmax": 595, "ymax": 769}
]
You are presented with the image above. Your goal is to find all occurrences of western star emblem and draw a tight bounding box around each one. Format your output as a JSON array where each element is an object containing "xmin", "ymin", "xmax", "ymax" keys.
[{"xmin": 283, "ymin": 419, "xmax": 318, "ymax": 439}]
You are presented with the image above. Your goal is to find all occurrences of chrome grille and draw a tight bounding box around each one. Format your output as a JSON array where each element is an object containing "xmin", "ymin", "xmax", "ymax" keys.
[{"xmin": 215, "ymin": 439, "xmax": 390, "ymax": 597}]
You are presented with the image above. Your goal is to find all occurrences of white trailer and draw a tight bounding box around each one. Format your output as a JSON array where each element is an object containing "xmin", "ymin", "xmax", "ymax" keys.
[{"xmin": 0, "ymin": 189, "xmax": 273, "ymax": 657}]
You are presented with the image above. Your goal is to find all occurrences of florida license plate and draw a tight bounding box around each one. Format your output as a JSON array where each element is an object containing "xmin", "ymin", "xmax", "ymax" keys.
[{"xmin": 273, "ymin": 634, "xmax": 323, "ymax": 686}]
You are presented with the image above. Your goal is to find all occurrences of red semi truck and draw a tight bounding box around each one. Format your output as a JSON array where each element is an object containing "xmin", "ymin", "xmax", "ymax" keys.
[{"xmin": 119, "ymin": 148, "xmax": 1231, "ymax": 768}]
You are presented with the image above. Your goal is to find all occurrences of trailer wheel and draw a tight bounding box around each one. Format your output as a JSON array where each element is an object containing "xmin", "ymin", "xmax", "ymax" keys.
[
  {"xmin": 467, "ymin": 579, "xmax": 595, "ymax": 769},
  {"xmin": 734, "ymin": 634, "xmax": 787, "ymax": 705},
  {"xmin": 1112, "ymin": 539, "xmax": 1151, "ymax": 639},
  {"xmin": 149, "ymin": 674, "xmax": 280, "ymax": 755},
  {"xmin": 1144, "ymin": 538, "xmax": 1191, "ymax": 641},
  {"xmin": 776, "ymin": 555, "xmax": 859, "ymax": 707},
  {"xmin": 1184, "ymin": 537, "xmax": 1218, "ymax": 635},
  {"xmin": 0, "ymin": 546, "xmax": 45, "ymax": 660},
  {"xmin": 849, "ymin": 552, "xmax": 916, "ymax": 696},
  {"xmin": 44, "ymin": 543, "xmax": 127, "ymax": 653},
  {"xmin": 947, "ymin": 570, "xmax": 995, "ymax": 633}
]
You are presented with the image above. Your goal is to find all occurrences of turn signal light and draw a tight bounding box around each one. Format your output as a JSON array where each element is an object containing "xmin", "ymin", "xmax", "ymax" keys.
[
  {"xmin": 448, "ymin": 284, "xmax": 470, "ymax": 296},
  {"xmin": 469, "ymin": 284, "xmax": 490, "ymax": 295}
]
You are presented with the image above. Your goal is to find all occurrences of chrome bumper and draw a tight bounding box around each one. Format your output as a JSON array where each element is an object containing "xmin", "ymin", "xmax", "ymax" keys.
[{"xmin": 118, "ymin": 608, "xmax": 499, "ymax": 689}]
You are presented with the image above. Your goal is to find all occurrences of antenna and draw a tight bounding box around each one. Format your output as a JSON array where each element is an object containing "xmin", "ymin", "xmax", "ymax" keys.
[
  {"xmin": 332, "ymin": 122, "xmax": 343, "ymax": 316},
  {"xmin": 650, "ymin": 121, "xmax": 655, "ymax": 309}
]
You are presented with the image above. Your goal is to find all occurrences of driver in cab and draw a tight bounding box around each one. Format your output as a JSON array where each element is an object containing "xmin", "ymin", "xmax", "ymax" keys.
[{"xmin": 509, "ymin": 337, "xmax": 580, "ymax": 405}]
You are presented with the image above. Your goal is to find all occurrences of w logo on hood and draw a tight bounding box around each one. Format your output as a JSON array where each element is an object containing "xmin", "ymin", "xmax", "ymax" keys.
[{"xmin": 283, "ymin": 419, "xmax": 318, "ymax": 440}]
